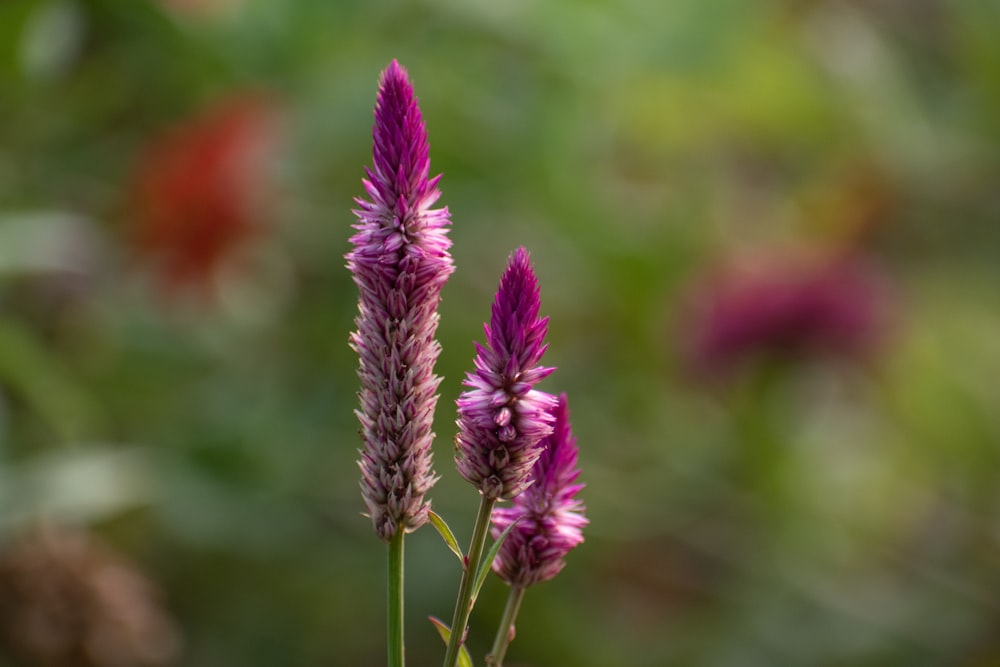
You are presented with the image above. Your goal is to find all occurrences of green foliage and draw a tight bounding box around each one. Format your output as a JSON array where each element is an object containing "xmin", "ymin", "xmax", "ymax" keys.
[
  {"xmin": 470, "ymin": 519, "xmax": 519, "ymax": 608},
  {"xmin": 0, "ymin": 1, "xmax": 998, "ymax": 665},
  {"xmin": 429, "ymin": 510, "xmax": 464, "ymax": 566},
  {"xmin": 428, "ymin": 617, "xmax": 473, "ymax": 667}
]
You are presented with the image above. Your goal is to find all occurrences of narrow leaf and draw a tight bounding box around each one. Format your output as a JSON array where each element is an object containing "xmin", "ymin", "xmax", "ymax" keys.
[
  {"xmin": 429, "ymin": 510, "xmax": 464, "ymax": 564},
  {"xmin": 0, "ymin": 318, "xmax": 103, "ymax": 440},
  {"xmin": 428, "ymin": 617, "xmax": 474, "ymax": 667},
  {"xmin": 471, "ymin": 518, "xmax": 520, "ymax": 605}
]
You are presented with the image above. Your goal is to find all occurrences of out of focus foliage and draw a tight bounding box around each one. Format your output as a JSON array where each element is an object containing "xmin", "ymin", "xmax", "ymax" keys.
[{"xmin": 1, "ymin": 0, "xmax": 998, "ymax": 665}]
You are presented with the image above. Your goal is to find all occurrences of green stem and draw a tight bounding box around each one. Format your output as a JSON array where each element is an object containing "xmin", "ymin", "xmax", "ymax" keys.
[
  {"xmin": 486, "ymin": 584, "xmax": 526, "ymax": 667},
  {"xmin": 388, "ymin": 529, "xmax": 405, "ymax": 667},
  {"xmin": 442, "ymin": 496, "xmax": 497, "ymax": 667}
]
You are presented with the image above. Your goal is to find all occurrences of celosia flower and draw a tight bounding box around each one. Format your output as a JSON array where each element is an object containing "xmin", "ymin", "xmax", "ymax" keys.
[
  {"xmin": 131, "ymin": 95, "xmax": 280, "ymax": 297},
  {"xmin": 680, "ymin": 249, "xmax": 892, "ymax": 380},
  {"xmin": 491, "ymin": 393, "xmax": 587, "ymax": 587},
  {"xmin": 349, "ymin": 60, "xmax": 453, "ymax": 542},
  {"xmin": 455, "ymin": 247, "xmax": 557, "ymax": 500}
]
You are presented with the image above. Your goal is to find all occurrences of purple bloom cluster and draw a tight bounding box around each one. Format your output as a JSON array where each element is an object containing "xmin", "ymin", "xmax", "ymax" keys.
[
  {"xmin": 491, "ymin": 393, "xmax": 587, "ymax": 587},
  {"xmin": 455, "ymin": 248, "xmax": 557, "ymax": 500},
  {"xmin": 348, "ymin": 60, "xmax": 454, "ymax": 541},
  {"xmin": 682, "ymin": 251, "xmax": 890, "ymax": 380}
]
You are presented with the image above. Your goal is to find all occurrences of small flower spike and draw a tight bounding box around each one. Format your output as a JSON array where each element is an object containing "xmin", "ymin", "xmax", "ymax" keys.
[
  {"xmin": 455, "ymin": 247, "xmax": 558, "ymax": 500},
  {"xmin": 491, "ymin": 393, "xmax": 587, "ymax": 587},
  {"xmin": 348, "ymin": 60, "xmax": 454, "ymax": 542}
]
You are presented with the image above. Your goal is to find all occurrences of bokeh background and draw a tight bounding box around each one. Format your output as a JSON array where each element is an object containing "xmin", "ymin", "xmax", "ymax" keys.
[{"xmin": 1, "ymin": 0, "xmax": 999, "ymax": 665}]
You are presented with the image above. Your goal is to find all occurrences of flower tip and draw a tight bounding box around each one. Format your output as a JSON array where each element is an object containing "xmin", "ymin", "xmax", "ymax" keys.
[
  {"xmin": 510, "ymin": 245, "xmax": 531, "ymax": 268},
  {"xmin": 498, "ymin": 247, "xmax": 538, "ymax": 296},
  {"xmin": 380, "ymin": 59, "xmax": 410, "ymax": 89}
]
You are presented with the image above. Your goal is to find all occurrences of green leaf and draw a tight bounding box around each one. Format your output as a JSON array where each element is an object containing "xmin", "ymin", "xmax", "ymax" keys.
[
  {"xmin": 0, "ymin": 318, "xmax": 103, "ymax": 441},
  {"xmin": 429, "ymin": 510, "xmax": 464, "ymax": 565},
  {"xmin": 428, "ymin": 617, "xmax": 474, "ymax": 667},
  {"xmin": 471, "ymin": 518, "xmax": 520, "ymax": 606}
]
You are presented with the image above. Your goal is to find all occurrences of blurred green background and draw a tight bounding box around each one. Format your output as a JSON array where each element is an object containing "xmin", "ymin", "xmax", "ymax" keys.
[{"xmin": 1, "ymin": 0, "xmax": 999, "ymax": 665}]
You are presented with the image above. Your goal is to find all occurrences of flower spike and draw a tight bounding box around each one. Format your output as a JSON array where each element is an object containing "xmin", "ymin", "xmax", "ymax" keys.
[
  {"xmin": 491, "ymin": 393, "xmax": 587, "ymax": 587},
  {"xmin": 348, "ymin": 60, "xmax": 454, "ymax": 542},
  {"xmin": 455, "ymin": 247, "xmax": 557, "ymax": 500}
]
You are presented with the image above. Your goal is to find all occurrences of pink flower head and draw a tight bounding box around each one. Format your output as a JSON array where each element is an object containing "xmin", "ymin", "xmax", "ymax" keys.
[
  {"xmin": 681, "ymin": 249, "xmax": 892, "ymax": 380},
  {"xmin": 491, "ymin": 393, "xmax": 587, "ymax": 587},
  {"xmin": 455, "ymin": 247, "xmax": 557, "ymax": 500},
  {"xmin": 349, "ymin": 60, "xmax": 454, "ymax": 541}
]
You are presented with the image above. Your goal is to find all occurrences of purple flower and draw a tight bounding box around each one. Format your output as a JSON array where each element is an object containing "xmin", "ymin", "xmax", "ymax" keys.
[
  {"xmin": 680, "ymin": 249, "xmax": 892, "ymax": 380},
  {"xmin": 455, "ymin": 247, "xmax": 557, "ymax": 500},
  {"xmin": 348, "ymin": 60, "xmax": 454, "ymax": 542},
  {"xmin": 491, "ymin": 393, "xmax": 587, "ymax": 587}
]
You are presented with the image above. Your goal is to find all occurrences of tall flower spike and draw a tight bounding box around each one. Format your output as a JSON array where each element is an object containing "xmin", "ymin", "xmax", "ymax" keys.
[
  {"xmin": 491, "ymin": 393, "xmax": 587, "ymax": 587},
  {"xmin": 455, "ymin": 247, "xmax": 557, "ymax": 500},
  {"xmin": 348, "ymin": 60, "xmax": 454, "ymax": 542}
]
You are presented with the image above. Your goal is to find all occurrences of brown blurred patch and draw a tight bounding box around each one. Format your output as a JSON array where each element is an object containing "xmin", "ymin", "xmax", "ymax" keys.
[{"xmin": 0, "ymin": 525, "xmax": 180, "ymax": 667}]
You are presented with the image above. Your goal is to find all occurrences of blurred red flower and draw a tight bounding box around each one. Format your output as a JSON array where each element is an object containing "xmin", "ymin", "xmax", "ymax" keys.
[
  {"xmin": 130, "ymin": 95, "xmax": 281, "ymax": 299},
  {"xmin": 679, "ymin": 247, "xmax": 894, "ymax": 380}
]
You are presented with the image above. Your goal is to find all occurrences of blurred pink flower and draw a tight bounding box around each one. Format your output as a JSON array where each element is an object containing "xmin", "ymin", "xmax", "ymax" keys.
[
  {"xmin": 680, "ymin": 248, "xmax": 894, "ymax": 379},
  {"xmin": 130, "ymin": 95, "xmax": 281, "ymax": 298}
]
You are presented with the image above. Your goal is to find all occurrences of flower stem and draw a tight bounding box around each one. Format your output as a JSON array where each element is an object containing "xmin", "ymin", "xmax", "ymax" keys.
[
  {"xmin": 486, "ymin": 584, "xmax": 526, "ymax": 667},
  {"xmin": 388, "ymin": 529, "xmax": 405, "ymax": 667},
  {"xmin": 443, "ymin": 496, "xmax": 496, "ymax": 667}
]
